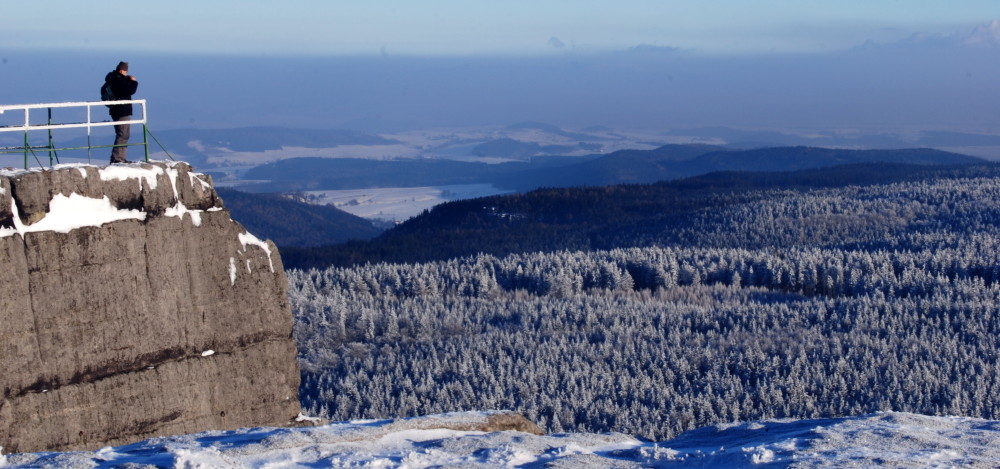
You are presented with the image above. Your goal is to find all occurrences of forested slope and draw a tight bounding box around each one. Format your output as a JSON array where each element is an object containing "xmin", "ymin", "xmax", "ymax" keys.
[
  {"xmin": 217, "ymin": 188, "xmax": 383, "ymax": 247},
  {"xmin": 290, "ymin": 171, "xmax": 1000, "ymax": 440},
  {"xmin": 283, "ymin": 162, "xmax": 999, "ymax": 268}
]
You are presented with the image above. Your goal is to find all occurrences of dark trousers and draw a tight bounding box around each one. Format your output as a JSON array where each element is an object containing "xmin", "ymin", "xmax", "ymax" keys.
[{"xmin": 111, "ymin": 115, "xmax": 131, "ymax": 163}]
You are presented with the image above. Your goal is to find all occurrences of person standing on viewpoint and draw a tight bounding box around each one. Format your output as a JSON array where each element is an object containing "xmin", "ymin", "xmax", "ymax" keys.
[{"xmin": 105, "ymin": 61, "xmax": 138, "ymax": 163}]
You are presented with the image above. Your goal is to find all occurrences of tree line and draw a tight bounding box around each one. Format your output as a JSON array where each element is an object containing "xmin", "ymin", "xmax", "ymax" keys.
[{"xmin": 282, "ymin": 162, "xmax": 1000, "ymax": 269}]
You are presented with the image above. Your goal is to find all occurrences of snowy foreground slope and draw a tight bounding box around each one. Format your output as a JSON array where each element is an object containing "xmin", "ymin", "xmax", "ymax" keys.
[{"xmin": 4, "ymin": 411, "xmax": 999, "ymax": 468}]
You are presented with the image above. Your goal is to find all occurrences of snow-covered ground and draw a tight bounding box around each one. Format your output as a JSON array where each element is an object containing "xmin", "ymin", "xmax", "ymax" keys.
[
  {"xmin": 4, "ymin": 411, "xmax": 998, "ymax": 468},
  {"xmin": 304, "ymin": 184, "xmax": 512, "ymax": 222}
]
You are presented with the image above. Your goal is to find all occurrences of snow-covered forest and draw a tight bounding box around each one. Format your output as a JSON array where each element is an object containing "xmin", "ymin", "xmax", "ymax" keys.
[{"xmin": 290, "ymin": 174, "xmax": 1000, "ymax": 440}]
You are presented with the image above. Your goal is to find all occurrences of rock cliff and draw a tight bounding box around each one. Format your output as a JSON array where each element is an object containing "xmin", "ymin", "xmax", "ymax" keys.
[{"xmin": 0, "ymin": 161, "xmax": 301, "ymax": 453}]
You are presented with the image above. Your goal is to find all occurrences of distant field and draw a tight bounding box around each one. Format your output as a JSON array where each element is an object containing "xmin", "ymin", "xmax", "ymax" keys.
[{"xmin": 303, "ymin": 184, "xmax": 512, "ymax": 222}]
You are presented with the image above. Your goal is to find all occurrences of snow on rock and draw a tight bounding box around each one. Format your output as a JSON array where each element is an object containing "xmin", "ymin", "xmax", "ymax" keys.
[
  {"xmin": 1, "ymin": 161, "xmax": 222, "ymax": 233},
  {"xmin": 98, "ymin": 163, "xmax": 164, "ymax": 190},
  {"xmin": 164, "ymin": 163, "xmax": 182, "ymax": 199},
  {"xmin": 188, "ymin": 169, "xmax": 213, "ymax": 191},
  {"xmin": 31, "ymin": 194, "xmax": 147, "ymax": 233},
  {"xmin": 1, "ymin": 193, "xmax": 145, "ymax": 238},
  {"xmin": 4, "ymin": 412, "xmax": 999, "ymax": 468},
  {"xmin": 164, "ymin": 202, "xmax": 203, "ymax": 226},
  {"xmin": 229, "ymin": 257, "xmax": 237, "ymax": 286},
  {"xmin": 239, "ymin": 231, "xmax": 275, "ymax": 272},
  {"xmin": 163, "ymin": 160, "xmax": 210, "ymax": 200},
  {"xmin": 231, "ymin": 231, "xmax": 275, "ymax": 284}
]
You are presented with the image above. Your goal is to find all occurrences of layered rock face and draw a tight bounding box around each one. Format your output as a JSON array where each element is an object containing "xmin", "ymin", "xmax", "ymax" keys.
[{"xmin": 0, "ymin": 162, "xmax": 300, "ymax": 453}]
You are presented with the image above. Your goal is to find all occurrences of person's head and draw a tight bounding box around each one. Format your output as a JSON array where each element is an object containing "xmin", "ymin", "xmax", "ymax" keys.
[{"xmin": 116, "ymin": 61, "xmax": 129, "ymax": 75}]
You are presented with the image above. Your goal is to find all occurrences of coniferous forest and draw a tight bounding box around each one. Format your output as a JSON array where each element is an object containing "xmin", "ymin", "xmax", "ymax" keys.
[
  {"xmin": 290, "ymin": 166, "xmax": 1000, "ymax": 440},
  {"xmin": 281, "ymin": 162, "xmax": 999, "ymax": 269}
]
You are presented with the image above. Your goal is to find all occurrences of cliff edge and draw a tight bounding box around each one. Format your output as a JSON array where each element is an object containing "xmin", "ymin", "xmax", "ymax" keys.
[{"xmin": 0, "ymin": 161, "xmax": 301, "ymax": 453}]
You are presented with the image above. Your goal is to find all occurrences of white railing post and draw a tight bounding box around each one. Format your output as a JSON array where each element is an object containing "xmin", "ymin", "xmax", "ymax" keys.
[{"xmin": 86, "ymin": 104, "xmax": 92, "ymax": 162}]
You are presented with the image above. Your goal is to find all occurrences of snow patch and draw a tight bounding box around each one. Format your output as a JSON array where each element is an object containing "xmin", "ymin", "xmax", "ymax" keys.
[
  {"xmin": 1, "ymin": 194, "xmax": 145, "ymax": 238},
  {"xmin": 99, "ymin": 164, "xmax": 163, "ymax": 191},
  {"xmin": 164, "ymin": 165, "xmax": 181, "ymax": 199},
  {"xmin": 743, "ymin": 445, "xmax": 776, "ymax": 464},
  {"xmin": 174, "ymin": 447, "xmax": 229, "ymax": 468},
  {"xmin": 164, "ymin": 202, "xmax": 203, "ymax": 227},
  {"xmin": 306, "ymin": 184, "xmax": 512, "ymax": 222},
  {"xmin": 92, "ymin": 446, "xmax": 123, "ymax": 465},
  {"xmin": 295, "ymin": 413, "xmax": 322, "ymax": 424},
  {"xmin": 228, "ymin": 257, "xmax": 237, "ymax": 286},
  {"xmin": 189, "ymin": 171, "xmax": 212, "ymax": 190},
  {"xmin": 201, "ymin": 350, "xmax": 215, "ymax": 357},
  {"xmin": 238, "ymin": 231, "xmax": 274, "ymax": 272}
]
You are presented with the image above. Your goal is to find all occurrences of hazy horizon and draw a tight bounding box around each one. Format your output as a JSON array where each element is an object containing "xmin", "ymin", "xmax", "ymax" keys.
[
  {"xmin": 2, "ymin": 20, "xmax": 999, "ymax": 140},
  {"xmin": 7, "ymin": 1, "xmax": 999, "ymax": 57}
]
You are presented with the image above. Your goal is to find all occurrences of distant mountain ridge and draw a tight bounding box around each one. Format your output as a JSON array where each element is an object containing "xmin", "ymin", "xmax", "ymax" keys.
[
  {"xmin": 496, "ymin": 145, "xmax": 983, "ymax": 190},
  {"xmin": 494, "ymin": 143, "xmax": 726, "ymax": 189},
  {"xmin": 692, "ymin": 146, "xmax": 979, "ymax": 170},
  {"xmin": 234, "ymin": 145, "xmax": 983, "ymax": 193},
  {"xmin": 237, "ymin": 155, "xmax": 587, "ymax": 192},
  {"xmin": 506, "ymin": 121, "xmax": 612, "ymax": 141},
  {"xmin": 153, "ymin": 126, "xmax": 400, "ymax": 152}
]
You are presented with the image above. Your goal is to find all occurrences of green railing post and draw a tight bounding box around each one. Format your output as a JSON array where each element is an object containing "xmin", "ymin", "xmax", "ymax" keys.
[
  {"xmin": 143, "ymin": 124, "xmax": 150, "ymax": 162},
  {"xmin": 47, "ymin": 107, "xmax": 56, "ymax": 166},
  {"xmin": 2, "ymin": 100, "xmax": 153, "ymax": 169}
]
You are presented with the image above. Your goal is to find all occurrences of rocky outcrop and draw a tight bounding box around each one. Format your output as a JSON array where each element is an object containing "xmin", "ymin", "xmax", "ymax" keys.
[{"xmin": 0, "ymin": 161, "xmax": 300, "ymax": 453}]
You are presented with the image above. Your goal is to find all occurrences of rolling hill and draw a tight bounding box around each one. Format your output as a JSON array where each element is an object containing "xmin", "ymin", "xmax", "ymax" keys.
[
  {"xmin": 494, "ymin": 145, "xmax": 984, "ymax": 190},
  {"xmin": 280, "ymin": 161, "xmax": 999, "ymax": 269},
  {"xmin": 233, "ymin": 145, "xmax": 983, "ymax": 193},
  {"xmin": 216, "ymin": 188, "xmax": 384, "ymax": 247}
]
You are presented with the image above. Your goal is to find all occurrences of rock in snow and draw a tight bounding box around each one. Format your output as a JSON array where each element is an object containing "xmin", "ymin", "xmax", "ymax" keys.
[{"xmin": 3, "ymin": 411, "xmax": 999, "ymax": 468}]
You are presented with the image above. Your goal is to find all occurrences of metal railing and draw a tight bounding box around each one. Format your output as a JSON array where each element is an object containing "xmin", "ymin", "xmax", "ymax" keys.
[{"xmin": 0, "ymin": 100, "xmax": 153, "ymax": 168}]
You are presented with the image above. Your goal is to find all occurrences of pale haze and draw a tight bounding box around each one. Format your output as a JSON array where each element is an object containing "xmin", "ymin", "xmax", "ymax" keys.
[
  {"xmin": 4, "ymin": 1, "xmax": 999, "ymax": 56},
  {"xmin": 2, "ymin": 1, "xmax": 1000, "ymax": 138}
]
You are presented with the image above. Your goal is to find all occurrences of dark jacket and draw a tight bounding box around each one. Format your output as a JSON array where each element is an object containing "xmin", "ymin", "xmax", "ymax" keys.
[{"xmin": 105, "ymin": 71, "xmax": 139, "ymax": 119}]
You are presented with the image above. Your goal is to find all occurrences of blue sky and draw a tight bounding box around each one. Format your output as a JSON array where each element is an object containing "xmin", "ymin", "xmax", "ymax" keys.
[
  {"xmin": 2, "ymin": 2, "xmax": 999, "ymax": 136},
  {"xmin": 4, "ymin": 1, "xmax": 1000, "ymax": 56}
]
